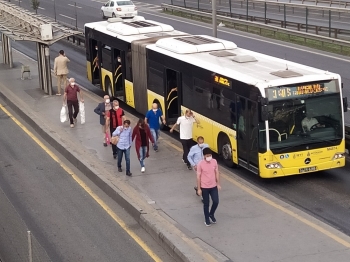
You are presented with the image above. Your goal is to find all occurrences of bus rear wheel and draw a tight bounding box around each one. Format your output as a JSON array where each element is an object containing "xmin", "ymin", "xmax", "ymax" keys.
[{"xmin": 220, "ymin": 135, "xmax": 235, "ymax": 168}]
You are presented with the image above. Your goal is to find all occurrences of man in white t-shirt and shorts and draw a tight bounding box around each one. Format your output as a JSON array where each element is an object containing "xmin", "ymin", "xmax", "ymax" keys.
[{"xmin": 170, "ymin": 109, "xmax": 200, "ymax": 170}]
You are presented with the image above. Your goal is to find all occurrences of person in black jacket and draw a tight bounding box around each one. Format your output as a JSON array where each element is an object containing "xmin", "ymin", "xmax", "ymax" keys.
[{"xmin": 94, "ymin": 95, "xmax": 112, "ymax": 147}]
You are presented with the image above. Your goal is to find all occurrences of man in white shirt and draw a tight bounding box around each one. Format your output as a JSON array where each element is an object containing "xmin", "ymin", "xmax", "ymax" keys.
[
  {"xmin": 302, "ymin": 110, "xmax": 324, "ymax": 132},
  {"xmin": 170, "ymin": 109, "xmax": 200, "ymax": 170}
]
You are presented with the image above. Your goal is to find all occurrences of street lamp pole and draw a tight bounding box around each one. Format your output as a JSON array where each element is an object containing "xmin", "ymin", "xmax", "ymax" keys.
[
  {"xmin": 54, "ymin": 0, "xmax": 57, "ymax": 22},
  {"xmin": 212, "ymin": 0, "xmax": 217, "ymax": 37}
]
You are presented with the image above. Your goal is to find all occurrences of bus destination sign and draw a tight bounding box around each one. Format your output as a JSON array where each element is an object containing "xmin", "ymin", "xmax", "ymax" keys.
[
  {"xmin": 266, "ymin": 83, "xmax": 338, "ymax": 101},
  {"xmin": 213, "ymin": 74, "xmax": 232, "ymax": 88}
]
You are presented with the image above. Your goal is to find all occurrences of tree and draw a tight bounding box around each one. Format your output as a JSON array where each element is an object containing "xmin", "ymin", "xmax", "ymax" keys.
[{"xmin": 31, "ymin": 0, "xmax": 40, "ymax": 14}]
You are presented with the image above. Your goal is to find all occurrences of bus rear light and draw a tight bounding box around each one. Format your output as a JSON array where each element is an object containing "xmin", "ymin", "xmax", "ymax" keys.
[
  {"xmin": 333, "ymin": 153, "xmax": 345, "ymax": 160},
  {"xmin": 116, "ymin": 8, "xmax": 122, "ymax": 11},
  {"xmin": 265, "ymin": 162, "xmax": 282, "ymax": 169}
]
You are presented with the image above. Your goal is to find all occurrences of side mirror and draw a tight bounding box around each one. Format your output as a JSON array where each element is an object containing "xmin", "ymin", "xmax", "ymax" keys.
[
  {"xmin": 343, "ymin": 97, "xmax": 348, "ymax": 112},
  {"xmin": 261, "ymin": 105, "xmax": 269, "ymax": 121}
]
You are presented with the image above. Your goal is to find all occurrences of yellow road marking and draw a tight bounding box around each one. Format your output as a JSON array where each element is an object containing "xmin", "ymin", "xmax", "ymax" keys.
[
  {"xmin": 161, "ymin": 139, "xmax": 350, "ymax": 248},
  {"xmin": 0, "ymin": 104, "xmax": 163, "ymax": 262}
]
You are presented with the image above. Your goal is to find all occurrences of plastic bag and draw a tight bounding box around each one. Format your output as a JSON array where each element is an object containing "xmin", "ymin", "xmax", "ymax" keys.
[
  {"xmin": 60, "ymin": 105, "xmax": 68, "ymax": 123},
  {"xmin": 79, "ymin": 101, "xmax": 85, "ymax": 124},
  {"xmin": 105, "ymin": 132, "xmax": 110, "ymax": 145}
]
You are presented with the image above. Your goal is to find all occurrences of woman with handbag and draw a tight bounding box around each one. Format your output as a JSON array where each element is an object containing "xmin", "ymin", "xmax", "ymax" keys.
[{"xmin": 132, "ymin": 118, "xmax": 155, "ymax": 173}]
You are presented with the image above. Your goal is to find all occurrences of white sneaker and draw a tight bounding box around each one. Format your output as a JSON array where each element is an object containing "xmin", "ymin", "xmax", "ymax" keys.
[{"xmin": 141, "ymin": 167, "xmax": 145, "ymax": 173}]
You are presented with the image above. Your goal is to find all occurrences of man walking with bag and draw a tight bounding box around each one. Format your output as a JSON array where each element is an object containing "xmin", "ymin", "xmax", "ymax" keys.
[
  {"xmin": 94, "ymin": 95, "xmax": 112, "ymax": 147},
  {"xmin": 112, "ymin": 120, "xmax": 132, "ymax": 176},
  {"xmin": 197, "ymin": 148, "xmax": 221, "ymax": 227},
  {"xmin": 63, "ymin": 78, "xmax": 84, "ymax": 128},
  {"xmin": 54, "ymin": 50, "xmax": 70, "ymax": 96}
]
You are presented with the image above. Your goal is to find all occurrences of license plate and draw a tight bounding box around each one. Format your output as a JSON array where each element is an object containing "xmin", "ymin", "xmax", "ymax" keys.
[{"xmin": 299, "ymin": 166, "xmax": 317, "ymax": 173}]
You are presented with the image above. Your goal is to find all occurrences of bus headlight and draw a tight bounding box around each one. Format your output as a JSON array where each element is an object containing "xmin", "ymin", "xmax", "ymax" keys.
[
  {"xmin": 265, "ymin": 162, "xmax": 282, "ymax": 169},
  {"xmin": 333, "ymin": 153, "xmax": 345, "ymax": 160}
]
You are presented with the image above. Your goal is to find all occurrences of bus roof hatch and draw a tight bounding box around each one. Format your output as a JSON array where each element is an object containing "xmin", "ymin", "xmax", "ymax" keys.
[
  {"xmin": 155, "ymin": 35, "xmax": 237, "ymax": 54},
  {"xmin": 106, "ymin": 20, "xmax": 174, "ymax": 36}
]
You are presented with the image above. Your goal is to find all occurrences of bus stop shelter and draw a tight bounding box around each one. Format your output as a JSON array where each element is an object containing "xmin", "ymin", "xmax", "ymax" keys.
[{"xmin": 0, "ymin": 1, "xmax": 82, "ymax": 95}]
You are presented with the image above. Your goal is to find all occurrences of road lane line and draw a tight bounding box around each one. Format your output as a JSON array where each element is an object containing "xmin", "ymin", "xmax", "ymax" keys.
[
  {"xmin": 38, "ymin": 7, "xmax": 45, "ymax": 10},
  {"xmin": 68, "ymin": 3, "xmax": 82, "ymax": 8},
  {"xmin": 140, "ymin": 11, "xmax": 350, "ymax": 63},
  {"xmin": 0, "ymin": 103, "xmax": 163, "ymax": 262},
  {"xmin": 59, "ymin": 14, "xmax": 76, "ymax": 20},
  {"xmin": 160, "ymin": 139, "xmax": 350, "ymax": 248}
]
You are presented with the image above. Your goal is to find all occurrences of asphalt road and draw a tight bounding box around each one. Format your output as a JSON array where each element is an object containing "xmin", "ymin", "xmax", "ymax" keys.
[
  {"xmin": 0, "ymin": 98, "xmax": 174, "ymax": 261},
  {"xmin": 6, "ymin": 0, "xmax": 350, "ymax": 240}
]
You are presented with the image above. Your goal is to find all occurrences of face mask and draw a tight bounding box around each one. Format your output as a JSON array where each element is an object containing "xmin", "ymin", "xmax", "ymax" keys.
[
  {"xmin": 114, "ymin": 106, "xmax": 119, "ymax": 110},
  {"xmin": 198, "ymin": 144, "xmax": 203, "ymax": 148},
  {"xmin": 205, "ymin": 156, "xmax": 212, "ymax": 162},
  {"xmin": 105, "ymin": 99, "xmax": 110, "ymax": 103},
  {"xmin": 118, "ymin": 59, "xmax": 121, "ymax": 63},
  {"xmin": 70, "ymin": 82, "xmax": 75, "ymax": 86},
  {"xmin": 95, "ymin": 48, "xmax": 98, "ymax": 51},
  {"xmin": 152, "ymin": 109, "xmax": 157, "ymax": 112}
]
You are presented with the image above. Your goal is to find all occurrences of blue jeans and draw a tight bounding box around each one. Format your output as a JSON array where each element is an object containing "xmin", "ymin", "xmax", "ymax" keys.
[
  {"xmin": 202, "ymin": 186, "xmax": 219, "ymax": 224},
  {"xmin": 139, "ymin": 146, "xmax": 147, "ymax": 167},
  {"xmin": 117, "ymin": 147, "xmax": 131, "ymax": 173},
  {"xmin": 150, "ymin": 128, "xmax": 160, "ymax": 150}
]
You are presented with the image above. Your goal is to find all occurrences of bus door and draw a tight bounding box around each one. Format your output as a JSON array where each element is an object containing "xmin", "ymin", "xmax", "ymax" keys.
[
  {"xmin": 90, "ymin": 40, "xmax": 101, "ymax": 85},
  {"xmin": 237, "ymin": 97, "xmax": 259, "ymax": 170},
  {"xmin": 112, "ymin": 48, "xmax": 125, "ymax": 100},
  {"xmin": 164, "ymin": 68, "xmax": 181, "ymax": 124}
]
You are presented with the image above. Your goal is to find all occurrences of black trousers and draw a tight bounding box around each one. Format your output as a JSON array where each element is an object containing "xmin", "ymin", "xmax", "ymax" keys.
[
  {"xmin": 110, "ymin": 127, "xmax": 118, "ymax": 156},
  {"xmin": 202, "ymin": 186, "xmax": 219, "ymax": 223},
  {"xmin": 181, "ymin": 139, "xmax": 193, "ymax": 166},
  {"xmin": 67, "ymin": 100, "xmax": 79, "ymax": 124}
]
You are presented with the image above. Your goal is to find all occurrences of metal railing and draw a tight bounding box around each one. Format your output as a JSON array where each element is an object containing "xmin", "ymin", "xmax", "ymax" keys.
[
  {"xmin": 170, "ymin": 0, "xmax": 350, "ymax": 39},
  {"xmin": 266, "ymin": 0, "xmax": 350, "ymax": 8},
  {"xmin": 162, "ymin": 4, "xmax": 350, "ymax": 48}
]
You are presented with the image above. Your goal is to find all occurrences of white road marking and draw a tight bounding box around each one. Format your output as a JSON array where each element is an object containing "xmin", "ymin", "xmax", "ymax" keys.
[
  {"xmin": 68, "ymin": 3, "xmax": 82, "ymax": 8},
  {"xmin": 141, "ymin": 10, "xmax": 350, "ymax": 63},
  {"xmin": 38, "ymin": 7, "xmax": 45, "ymax": 10},
  {"xmin": 59, "ymin": 14, "xmax": 76, "ymax": 20},
  {"xmin": 91, "ymin": 0, "xmax": 106, "ymax": 3}
]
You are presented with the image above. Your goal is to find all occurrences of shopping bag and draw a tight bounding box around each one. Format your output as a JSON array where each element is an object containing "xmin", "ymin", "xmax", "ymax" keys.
[
  {"xmin": 60, "ymin": 105, "xmax": 68, "ymax": 123},
  {"xmin": 105, "ymin": 132, "xmax": 110, "ymax": 145},
  {"xmin": 79, "ymin": 101, "xmax": 85, "ymax": 124},
  {"xmin": 111, "ymin": 136, "xmax": 119, "ymax": 145}
]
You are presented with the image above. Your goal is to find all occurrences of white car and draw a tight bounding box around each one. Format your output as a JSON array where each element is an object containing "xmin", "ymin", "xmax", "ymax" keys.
[{"xmin": 101, "ymin": 0, "xmax": 138, "ymax": 19}]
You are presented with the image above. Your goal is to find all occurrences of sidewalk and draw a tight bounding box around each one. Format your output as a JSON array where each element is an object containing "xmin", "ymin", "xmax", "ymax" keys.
[{"xmin": 1, "ymin": 48, "xmax": 350, "ymax": 262}]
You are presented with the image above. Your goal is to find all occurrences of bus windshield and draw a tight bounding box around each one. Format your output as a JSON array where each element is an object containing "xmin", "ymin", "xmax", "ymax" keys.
[{"xmin": 260, "ymin": 92, "xmax": 343, "ymax": 154}]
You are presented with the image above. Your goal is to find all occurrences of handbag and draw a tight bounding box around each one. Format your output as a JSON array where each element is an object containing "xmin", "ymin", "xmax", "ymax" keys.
[
  {"xmin": 105, "ymin": 132, "xmax": 110, "ymax": 145},
  {"xmin": 111, "ymin": 136, "xmax": 119, "ymax": 145}
]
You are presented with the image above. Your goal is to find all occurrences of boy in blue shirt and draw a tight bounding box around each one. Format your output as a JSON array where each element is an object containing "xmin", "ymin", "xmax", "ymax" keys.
[{"xmin": 145, "ymin": 103, "xmax": 166, "ymax": 152}]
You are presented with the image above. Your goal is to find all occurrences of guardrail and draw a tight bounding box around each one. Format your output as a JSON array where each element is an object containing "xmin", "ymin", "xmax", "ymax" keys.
[
  {"xmin": 162, "ymin": 4, "xmax": 350, "ymax": 51},
  {"xmin": 172, "ymin": 0, "xmax": 350, "ymax": 39},
  {"xmin": 266, "ymin": 0, "xmax": 350, "ymax": 8}
]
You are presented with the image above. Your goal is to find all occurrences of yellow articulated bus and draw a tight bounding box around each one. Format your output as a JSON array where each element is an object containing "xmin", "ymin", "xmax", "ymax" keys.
[{"xmin": 84, "ymin": 16, "xmax": 348, "ymax": 178}]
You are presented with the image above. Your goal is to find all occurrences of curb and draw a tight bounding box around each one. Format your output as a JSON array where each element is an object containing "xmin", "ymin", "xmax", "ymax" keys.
[{"xmin": 0, "ymin": 85, "xmax": 231, "ymax": 262}]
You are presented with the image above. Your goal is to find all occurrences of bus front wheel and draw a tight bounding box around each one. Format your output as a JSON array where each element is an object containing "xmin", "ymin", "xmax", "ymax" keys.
[{"xmin": 219, "ymin": 135, "xmax": 235, "ymax": 168}]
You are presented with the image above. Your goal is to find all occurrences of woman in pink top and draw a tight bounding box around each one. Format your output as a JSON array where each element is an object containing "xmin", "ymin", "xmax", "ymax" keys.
[{"xmin": 197, "ymin": 148, "xmax": 221, "ymax": 226}]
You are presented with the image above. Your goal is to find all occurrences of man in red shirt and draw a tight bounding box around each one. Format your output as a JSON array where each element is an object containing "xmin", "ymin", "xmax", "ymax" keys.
[
  {"xmin": 63, "ymin": 78, "xmax": 84, "ymax": 128},
  {"xmin": 106, "ymin": 100, "xmax": 126, "ymax": 159},
  {"xmin": 197, "ymin": 148, "xmax": 221, "ymax": 226}
]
